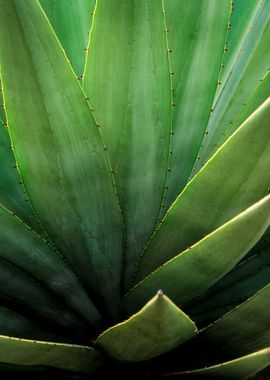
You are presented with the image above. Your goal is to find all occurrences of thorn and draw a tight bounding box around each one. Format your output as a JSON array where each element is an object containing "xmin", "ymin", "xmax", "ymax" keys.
[
  {"xmin": 157, "ymin": 290, "xmax": 164, "ymax": 297},
  {"xmin": 170, "ymin": 71, "xmax": 174, "ymax": 76},
  {"xmin": 224, "ymin": 47, "xmax": 228, "ymax": 52},
  {"xmin": 168, "ymin": 49, "xmax": 172, "ymax": 53}
]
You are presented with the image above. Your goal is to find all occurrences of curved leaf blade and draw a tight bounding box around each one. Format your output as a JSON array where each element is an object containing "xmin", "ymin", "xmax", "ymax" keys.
[
  {"xmin": 96, "ymin": 291, "xmax": 197, "ymax": 362},
  {"xmin": 188, "ymin": 231, "xmax": 270, "ymax": 326},
  {"xmin": 165, "ymin": 348, "xmax": 270, "ymax": 379},
  {"xmin": 199, "ymin": 283, "xmax": 270, "ymax": 356},
  {"xmin": 0, "ymin": 203, "xmax": 102, "ymax": 328},
  {"xmin": 83, "ymin": 0, "xmax": 171, "ymax": 289},
  {"xmin": 0, "ymin": 258, "xmax": 89, "ymax": 340},
  {"xmin": 0, "ymin": 0, "xmax": 123, "ymax": 316},
  {"xmin": 0, "ymin": 82, "xmax": 42, "ymax": 231},
  {"xmin": 162, "ymin": 0, "xmax": 230, "ymax": 210},
  {"xmin": 0, "ymin": 306, "xmax": 68, "ymax": 342},
  {"xmin": 137, "ymin": 97, "xmax": 270, "ymax": 279},
  {"xmin": 193, "ymin": 0, "xmax": 270, "ymax": 174},
  {"xmin": 123, "ymin": 195, "xmax": 270, "ymax": 315},
  {"xmin": 0, "ymin": 335, "xmax": 103, "ymax": 374}
]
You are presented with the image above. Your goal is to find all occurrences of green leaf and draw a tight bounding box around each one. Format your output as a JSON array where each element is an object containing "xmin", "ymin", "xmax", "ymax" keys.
[
  {"xmin": 136, "ymin": 97, "xmax": 270, "ymax": 280},
  {"xmin": 123, "ymin": 195, "xmax": 270, "ymax": 315},
  {"xmin": 83, "ymin": 0, "xmax": 171, "ymax": 290},
  {"xmin": 0, "ymin": 203, "xmax": 102, "ymax": 329},
  {"xmin": 199, "ymin": 283, "xmax": 270, "ymax": 356},
  {"xmin": 0, "ymin": 82, "xmax": 42, "ymax": 231},
  {"xmin": 0, "ymin": 258, "xmax": 90, "ymax": 340},
  {"xmin": 0, "ymin": 306, "xmax": 67, "ymax": 342},
  {"xmin": 187, "ymin": 231, "xmax": 270, "ymax": 326},
  {"xmin": 0, "ymin": 79, "xmax": 6, "ymax": 123},
  {"xmin": 215, "ymin": 0, "xmax": 261, "ymax": 102},
  {"xmin": 0, "ymin": 0, "xmax": 122, "ymax": 317},
  {"xmin": 193, "ymin": 0, "xmax": 270, "ymax": 174},
  {"xmin": 0, "ymin": 123, "xmax": 39, "ymax": 228},
  {"xmin": 229, "ymin": 70, "xmax": 270, "ymax": 134},
  {"xmin": 165, "ymin": 347, "xmax": 270, "ymax": 379},
  {"xmin": 0, "ymin": 335, "xmax": 103, "ymax": 374},
  {"xmin": 162, "ymin": 0, "xmax": 230, "ymax": 210},
  {"xmin": 96, "ymin": 291, "xmax": 197, "ymax": 362},
  {"xmin": 40, "ymin": 0, "xmax": 95, "ymax": 78}
]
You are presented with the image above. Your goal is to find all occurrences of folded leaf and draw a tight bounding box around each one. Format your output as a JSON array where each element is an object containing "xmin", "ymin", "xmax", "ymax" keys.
[
  {"xmin": 165, "ymin": 347, "xmax": 270, "ymax": 379},
  {"xmin": 0, "ymin": 0, "xmax": 123, "ymax": 317},
  {"xmin": 96, "ymin": 291, "xmax": 197, "ymax": 362},
  {"xmin": 0, "ymin": 335, "xmax": 103, "ymax": 374},
  {"xmin": 123, "ymin": 195, "xmax": 270, "ymax": 315},
  {"xmin": 137, "ymin": 97, "xmax": 270, "ymax": 279}
]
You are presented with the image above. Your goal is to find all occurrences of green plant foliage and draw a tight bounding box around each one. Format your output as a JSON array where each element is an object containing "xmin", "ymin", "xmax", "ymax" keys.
[{"xmin": 0, "ymin": 0, "xmax": 269, "ymax": 379}]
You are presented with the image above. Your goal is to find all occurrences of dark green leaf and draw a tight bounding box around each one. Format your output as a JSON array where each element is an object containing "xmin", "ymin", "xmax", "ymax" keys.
[
  {"xmin": 199, "ymin": 283, "xmax": 270, "ymax": 356},
  {"xmin": 136, "ymin": 97, "xmax": 270, "ymax": 280},
  {"xmin": 165, "ymin": 347, "xmax": 270, "ymax": 379},
  {"xmin": 0, "ymin": 0, "xmax": 123, "ymax": 317},
  {"xmin": 123, "ymin": 195, "xmax": 270, "ymax": 315}
]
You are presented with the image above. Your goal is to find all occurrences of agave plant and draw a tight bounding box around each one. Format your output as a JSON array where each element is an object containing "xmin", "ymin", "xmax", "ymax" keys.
[{"xmin": 0, "ymin": 0, "xmax": 270, "ymax": 379}]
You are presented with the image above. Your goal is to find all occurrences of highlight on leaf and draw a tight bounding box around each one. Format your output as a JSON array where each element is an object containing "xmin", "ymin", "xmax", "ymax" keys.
[{"xmin": 0, "ymin": 0, "xmax": 269, "ymax": 378}]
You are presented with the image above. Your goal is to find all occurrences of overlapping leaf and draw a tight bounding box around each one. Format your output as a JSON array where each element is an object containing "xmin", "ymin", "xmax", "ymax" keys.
[
  {"xmin": 137, "ymin": 97, "xmax": 270, "ymax": 279},
  {"xmin": 123, "ymin": 195, "xmax": 270, "ymax": 315},
  {"xmin": 0, "ymin": 0, "xmax": 123, "ymax": 318}
]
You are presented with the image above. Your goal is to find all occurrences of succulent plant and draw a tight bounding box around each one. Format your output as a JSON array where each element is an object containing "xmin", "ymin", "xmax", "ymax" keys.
[{"xmin": 0, "ymin": 0, "xmax": 270, "ymax": 379}]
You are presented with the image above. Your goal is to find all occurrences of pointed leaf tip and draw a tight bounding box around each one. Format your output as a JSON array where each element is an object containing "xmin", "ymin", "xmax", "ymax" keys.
[{"xmin": 96, "ymin": 293, "xmax": 197, "ymax": 362}]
